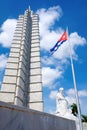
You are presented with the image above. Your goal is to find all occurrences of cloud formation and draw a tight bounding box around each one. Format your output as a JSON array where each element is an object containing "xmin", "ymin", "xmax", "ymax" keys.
[
  {"xmin": 0, "ymin": 19, "xmax": 17, "ymax": 47},
  {"xmin": 37, "ymin": 6, "xmax": 62, "ymax": 37},
  {"xmin": 42, "ymin": 67, "xmax": 63, "ymax": 88},
  {"xmin": 49, "ymin": 90, "xmax": 57, "ymax": 99},
  {"xmin": 37, "ymin": 6, "xmax": 86, "ymax": 61},
  {"xmin": 0, "ymin": 54, "xmax": 8, "ymax": 68},
  {"xmin": 66, "ymin": 88, "xmax": 87, "ymax": 97},
  {"xmin": 37, "ymin": 6, "xmax": 86, "ymax": 89}
]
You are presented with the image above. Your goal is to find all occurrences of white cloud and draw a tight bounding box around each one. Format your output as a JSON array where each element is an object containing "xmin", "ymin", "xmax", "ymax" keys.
[
  {"xmin": 65, "ymin": 96, "xmax": 76, "ymax": 106},
  {"xmin": 0, "ymin": 54, "xmax": 8, "ymax": 68},
  {"xmin": 49, "ymin": 90, "xmax": 57, "ymax": 99},
  {"xmin": 66, "ymin": 88, "xmax": 87, "ymax": 97},
  {"xmin": 42, "ymin": 67, "xmax": 63, "ymax": 88},
  {"xmin": 70, "ymin": 32, "xmax": 86, "ymax": 46},
  {"xmin": 37, "ymin": 6, "xmax": 63, "ymax": 51},
  {"xmin": 38, "ymin": 6, "xmax": 86, "ymax": 89},
  {"xmin": 0, "ymin": 19, "xmax": 17, "ymax": 47},
  {"xmin": 78, "ymin": 90, "xmax": 87, "ymax": 97},
  {"xmin": 37, "ymin": 6, "xmax": 87, "ymax": 90},
  {"xmin": 41, "ymin": 56, "xmax": 54, "ymax": 66},
  {"xmin": 65, "ymin": 88, "xmax": 87, "ymax": 113},
  {"xmin": 37, "ymin": 6, "xmax": 62, "ymax": 36},
  {"xmin": 66, "ymin": 88, "xmax": 75, "ymax": 97},
  {"xmin": 41, "ymin": 56, "xmax": 62, "ymax": 67},
  {"xmin": 37, "ymin": 6, "xmax": 86, "ymax": 61},
  {"xmin": 54, "ymin": 32, "xmax": 86, "ymax": 60}
]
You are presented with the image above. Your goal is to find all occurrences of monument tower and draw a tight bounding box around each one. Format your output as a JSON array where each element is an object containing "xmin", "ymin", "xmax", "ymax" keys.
[{"xmin": 0, "ymin": 8, "xmax": 43, "ymax": 111}]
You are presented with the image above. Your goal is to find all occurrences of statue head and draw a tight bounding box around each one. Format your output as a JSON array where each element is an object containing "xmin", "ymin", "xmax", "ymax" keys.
[{"xmin": 59, "ymin": 87, "xmax": 64, "ymax": 93}]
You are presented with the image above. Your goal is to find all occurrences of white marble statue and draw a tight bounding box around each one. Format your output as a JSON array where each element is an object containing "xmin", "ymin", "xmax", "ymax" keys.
[
  {"xmin": 56, "ymin": 87, "xmax": 79, "ymax": 130},
  {"xmin": 56, "ymin": 87, "xmax": 69, "ymax": 116}
]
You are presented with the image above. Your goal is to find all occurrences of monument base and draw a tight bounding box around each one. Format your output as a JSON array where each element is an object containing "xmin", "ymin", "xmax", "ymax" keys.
[{"xmin": 0, "ymin": 101, "xmax": 76, "ymax": 130}]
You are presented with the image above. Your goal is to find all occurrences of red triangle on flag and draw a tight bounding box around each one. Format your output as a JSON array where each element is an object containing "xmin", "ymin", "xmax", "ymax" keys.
[{"xmin": 59, "ymin": 31, "xmax": 68, "ymax": 42}]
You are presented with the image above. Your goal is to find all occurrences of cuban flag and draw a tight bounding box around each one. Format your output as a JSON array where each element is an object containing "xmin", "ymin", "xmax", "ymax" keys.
[{"xmin": 50, "ymin": 31, "xmax": 68, "ymax": 55}]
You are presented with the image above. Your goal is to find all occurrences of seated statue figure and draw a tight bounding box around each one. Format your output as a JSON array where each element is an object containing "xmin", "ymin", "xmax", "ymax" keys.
[
  {"xmin": 56, "ymin": 87, "xmax": 79, "ymax": 130},
  {"xmin": 56, "ymin": 87, "xmax": 69, "ymax": 116}
]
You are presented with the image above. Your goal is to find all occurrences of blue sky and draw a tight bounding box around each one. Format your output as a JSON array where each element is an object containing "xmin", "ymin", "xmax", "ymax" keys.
[{"xmin": 0, "ymin": 0, "xmax": 87, "ymax": 115}]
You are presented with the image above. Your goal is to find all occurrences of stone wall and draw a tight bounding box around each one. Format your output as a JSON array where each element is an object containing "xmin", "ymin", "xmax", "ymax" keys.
[
  {"xmin": 0, "ymin": 101, "xmax": 76, "ymax": 130},
  {"xmin": 83, "ymin": 123, "xmax": 87, "ymax": 130}
]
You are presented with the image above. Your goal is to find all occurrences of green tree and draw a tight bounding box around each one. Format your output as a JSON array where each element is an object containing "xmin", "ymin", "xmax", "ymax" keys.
[
  {"xmin": 71, "ymin": 103, "xmax": 78, "ymax": 116},
  {"xmin": 81, "ymin": 115, "xmax": 87, "ymax": 122},
  {"xmin": 71, "ymin": 103, "xmax": 87, "ymax": 122}
]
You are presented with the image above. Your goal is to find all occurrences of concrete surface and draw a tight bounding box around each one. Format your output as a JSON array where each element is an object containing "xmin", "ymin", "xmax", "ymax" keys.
[{"xmin": 0, "ymin": 101, "xmax": 76, "ymax": 130}]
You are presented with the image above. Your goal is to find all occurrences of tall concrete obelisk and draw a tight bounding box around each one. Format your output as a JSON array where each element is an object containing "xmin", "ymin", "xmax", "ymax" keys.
[{"xmin": 0, "ymin": 8, "xmax": 43, "ymax": 111}]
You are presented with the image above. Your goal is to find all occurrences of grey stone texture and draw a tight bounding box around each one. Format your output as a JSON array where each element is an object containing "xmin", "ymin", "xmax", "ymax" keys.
[
  {"xmin": 0, "ymin": 8, "xmax": 43, "ymax": 111},
  {"xmin": 83, "ymin": 123, "xmax": 87, "ymax": 130},
  {"xmin": 0, "ymin": 101, "xmax": 76, "ymax": 130}
]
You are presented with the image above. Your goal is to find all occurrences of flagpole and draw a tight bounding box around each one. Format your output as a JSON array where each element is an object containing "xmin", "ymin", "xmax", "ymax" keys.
[{"xmin": 67, "ymin": 28, "xmax": 83, "ymax": 130}]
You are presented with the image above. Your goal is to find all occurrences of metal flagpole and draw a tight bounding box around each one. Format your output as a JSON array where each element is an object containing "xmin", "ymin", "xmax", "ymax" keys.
[{"xmin": 67, "ymin": 28, "xmax": 83, "ymax": 130}]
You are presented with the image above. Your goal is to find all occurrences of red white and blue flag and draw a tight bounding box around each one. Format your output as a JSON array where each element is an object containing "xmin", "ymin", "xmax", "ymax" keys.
[{"xmin": 50, "ymin": 31, "xmax": 68, "ymax": 55}]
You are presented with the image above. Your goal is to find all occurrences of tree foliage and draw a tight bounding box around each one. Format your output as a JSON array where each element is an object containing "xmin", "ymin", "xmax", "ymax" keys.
[
  {"xmin": 81, "ymin": 115, "xmax": 87, "ymax": 122},
  {"xmin": 71, "ymin": 103, "xmax": 78, "ymax": 116},
  {"xmin": 71, "ymin": 103, "xmax": 87, "ymax": 122}
]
